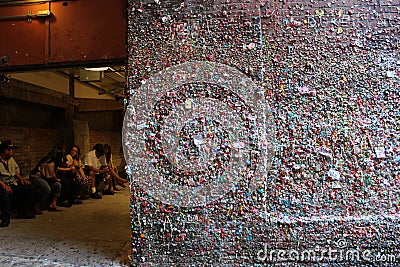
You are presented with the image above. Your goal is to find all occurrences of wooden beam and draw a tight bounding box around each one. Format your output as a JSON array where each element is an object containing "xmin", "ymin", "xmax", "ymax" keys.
[
  {"xmin": 77, "ymin": 99, "xmax": 124, "ymax": 112},
  {"xmin": 0, "ymin": 78, "xmax": 123, "ymax": 112},
  {"xmin": 0, "ymin": 78, "xmax": 69, "ymax": 108}
]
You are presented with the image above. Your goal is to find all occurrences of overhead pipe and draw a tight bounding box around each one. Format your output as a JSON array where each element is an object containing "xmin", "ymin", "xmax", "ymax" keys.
[
  {"xmin": 0, "ymin": 0, "xmax": 76, "ymax": 7},
  {"xmin": 0, "ymin": 10, "xmax": 52, "ymax": 22}
]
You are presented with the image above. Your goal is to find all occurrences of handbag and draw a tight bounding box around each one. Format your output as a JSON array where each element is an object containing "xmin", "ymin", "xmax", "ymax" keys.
[{"xmin": 39, "ymin": 162, "xmax": 57, "ymax": 180}]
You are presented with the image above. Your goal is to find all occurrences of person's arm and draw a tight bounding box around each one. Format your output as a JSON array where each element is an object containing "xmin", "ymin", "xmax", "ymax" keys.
[
  {"xmin": 11, "ymin": 158, "xmax": 30, "ymax": 185},
  {"xmin": 78, "ymin": 166, "xmax": 87, "ymax": 179},
  {"xmin": 99, "ymin": 155, "xmax": 108, "ymax": 168},
  {"xmin": 0, "ymin": 180, "xmax": 12, "ymax": 193},
  {"xmin": 66, "ymin": 157, "xmax": 76, "ymax": 172},
  {"xmin": 56, "ymin": 165, "xmax": 75, "ymax": 172},
  {"xmin": 86, "ymin": 164, "xmax": 108, "ymax": 174},
  {"xmin": 99, "ymin": 155, "xmax": 110, "ymax": 173},
  {"xmin": 66, "ymin": 154, "xmax": 74, "ymax": 166},
  {"xmin": 57, "ymin": 155, "xmax": 76, "ymax": 172},
  {"xmin": 109, "ymin": 154, "xmax": 119, "ymax": 173},
  {"xmin": 109, "ymin": 154, "xmax": 115, "ymax": 168},
  {"xmin": 14, "ymin": 172, "xmax": 30, "ymax": 185},
  {"xmin": 84, "ymin": 151, "xmax": 108, "ymax": 173}
]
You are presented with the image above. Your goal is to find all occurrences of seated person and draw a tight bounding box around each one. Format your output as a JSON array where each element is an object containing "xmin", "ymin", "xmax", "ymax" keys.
[
  {"xmin": 103, "ymin": 144, "xmax": 128, "ymax": 191},
  {"xmin": 0, "ymin": 140, "xmax": 36, "ymax": 227},
  {"xmin": 65, "ymin": 145, "xmax": 90, "ymax": 198},
  {"xmin": 53, "ymin": 144, "xmax": 82, "ymax": 206},
  {"xmin": 30, "ymin": 145, "xmax": 63, "ymax": 212},
  {"xmin": 84, "ymin": 144, "xmax": 111, "ymax": 199}
]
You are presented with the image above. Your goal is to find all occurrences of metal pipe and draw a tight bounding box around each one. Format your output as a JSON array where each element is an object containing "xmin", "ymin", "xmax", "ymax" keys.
[
  {"xmin": 108, "ymin": 67, "xmax": 125, "ymax": 80},
  {"xmin": 0, "ymin": 0, "xmax": 76, "ymax": 7},
  {"xmin": 0, "ymin": 10, "xmax": 52, "ymax": 21},
  {"xmin": 0, "ymin": 59, "xmax": 125, "ymax": 73}
]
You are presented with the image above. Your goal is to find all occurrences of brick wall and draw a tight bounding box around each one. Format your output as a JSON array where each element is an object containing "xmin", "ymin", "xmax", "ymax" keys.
[{"xmin": 0, "ymin": 125, "xmax": 64, "ymax": 177}]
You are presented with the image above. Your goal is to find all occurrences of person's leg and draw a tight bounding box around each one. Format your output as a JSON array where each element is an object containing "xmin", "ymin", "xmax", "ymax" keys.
[
  {"xmin": 109, "ymin": 166, "xmax": 120, "ymax": 191},
  {"xmin": 48, "ymin": 180, "xmax": 62, "ymax": 211},
  {"xmin": 31, "ymin": 177, "xmax": 51, "ymax": 214},
  {"xmin": 112, "ymin": 175, "xmax": 120, "ymax": 191},
  {"xmin": 0, "ymin": 187, "xmax": 11, "ymax": 227},
  {"xmin": 69, "ymin": 176, "xmax": 82, "ymax": 204},
  {"xmin": 89, "ymin": 170, "xmax": 96, "ymax": 193},
  {"xmin": 76, "ymin": 168, "xmax": 90, "ymax": 199},
  {"xmin": 58, "ymin": 175, "xmax": 72, "ymax": 207},
  {"xmin": 78, "ymin": 168, "xmax": 90, "ymax": 194},
  {"xmin": 103, "ymin": 173, "xmax": 115, "ymax": 195},
  {"xmin": 110, "ymin": 168, "xmax": 128, "ymax": 188},
  {"xmin": 111, "ymin": 167, "xmax": 128, "ymax": 183},
  {"xmin": 90, "ymin": 171, "xmax": 102, "ymax": 199},
  {"xmin": 11, "ymin": 183, "xmax": 36, "ymax": 219}
]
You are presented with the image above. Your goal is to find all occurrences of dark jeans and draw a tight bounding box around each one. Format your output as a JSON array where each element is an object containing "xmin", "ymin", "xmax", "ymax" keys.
[
  {"xmin": 0, "ymin": 183, "xmax": 35, "ymax": 219},
  {"xmin": 0, "ymin": 187, "xmax": 11, "ymax": 220},
  {"xmin": 31, "ymin": 177, "xmax": 61, "ymax": 205},
  {"xmin": 95, "ymin": 173, "xmax": 104, "ymax": 186},
  {"xmin": 58, "ymin": 173, "xmax": 81, "ymax": 202}
]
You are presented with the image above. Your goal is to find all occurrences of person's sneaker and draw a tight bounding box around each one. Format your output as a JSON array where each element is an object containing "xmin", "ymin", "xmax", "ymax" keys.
[
  {"xmin": 58, "ymin": 200, "xmax": 72, "ymax": 207},
  {"xmin": 71, "ymin": 198, "xmax": 83, "ymax": 205},
  {"xmin": 79, "ymin": 193, "xmax": 90, "ymax": 200},
  {"xmin": 103, "ymin": 189, "xmax": 115, "ymax": 195},
  {"xmin": 0, "ymin": 218, "xmax": 10, "ymax": 227},
  {"xmin": 91, "ymin": 192, "xmax": 102, "ymax": 199},
  {"xmin": 34, "ymin": 204, "xmax": 43, "ymax": 215}
]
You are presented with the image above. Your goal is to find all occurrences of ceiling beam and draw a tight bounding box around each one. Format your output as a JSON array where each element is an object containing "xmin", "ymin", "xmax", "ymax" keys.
[
  {"xmin": 54, "ymin": 69, "xmax": 124, "ymax": 99},
  {"xmin": 0, "ymin": 78, "xmax": 69, "ymax": 108},
  {"xmin": 77, "ymin": 99, "xmax": 123, "ymax": 112},
  {"xmin": 0, "ymin": 59, "xmax": 125, "ymax": 73}
]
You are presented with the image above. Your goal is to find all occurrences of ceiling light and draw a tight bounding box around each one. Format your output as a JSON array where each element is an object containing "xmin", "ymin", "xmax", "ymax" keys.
[{"xmin": 84, "ymin": 67, "xmax": 109, "ymax": 71}]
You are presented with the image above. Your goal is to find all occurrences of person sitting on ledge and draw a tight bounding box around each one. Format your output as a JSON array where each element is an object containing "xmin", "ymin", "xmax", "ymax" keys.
[
  {"xmin": 0, "ymin": 140, "xmax": 36, "ymax": 227},
  {"xmin": 30, "ymin": 146, "xmax": 63, "ymax": 212},
  {"xmin": 54, "ymin": 144, "xmax": 82, "ymax": 206},
  {"xmin": 84, "ymin": 144, "xmax": 110, "ymax": 199},
  {"xmin": 66, "ymin": 145, "xmax": 91, "ymax": 199},
  {"xmin": 103, "ymin": 144, "xmax": 128, "ymax": 192}
]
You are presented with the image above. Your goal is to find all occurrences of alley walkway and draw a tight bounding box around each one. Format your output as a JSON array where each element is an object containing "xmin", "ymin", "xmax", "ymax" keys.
[{"xmin": 0, "ymin": 186, "xmax": 132, "ymax": 266}]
